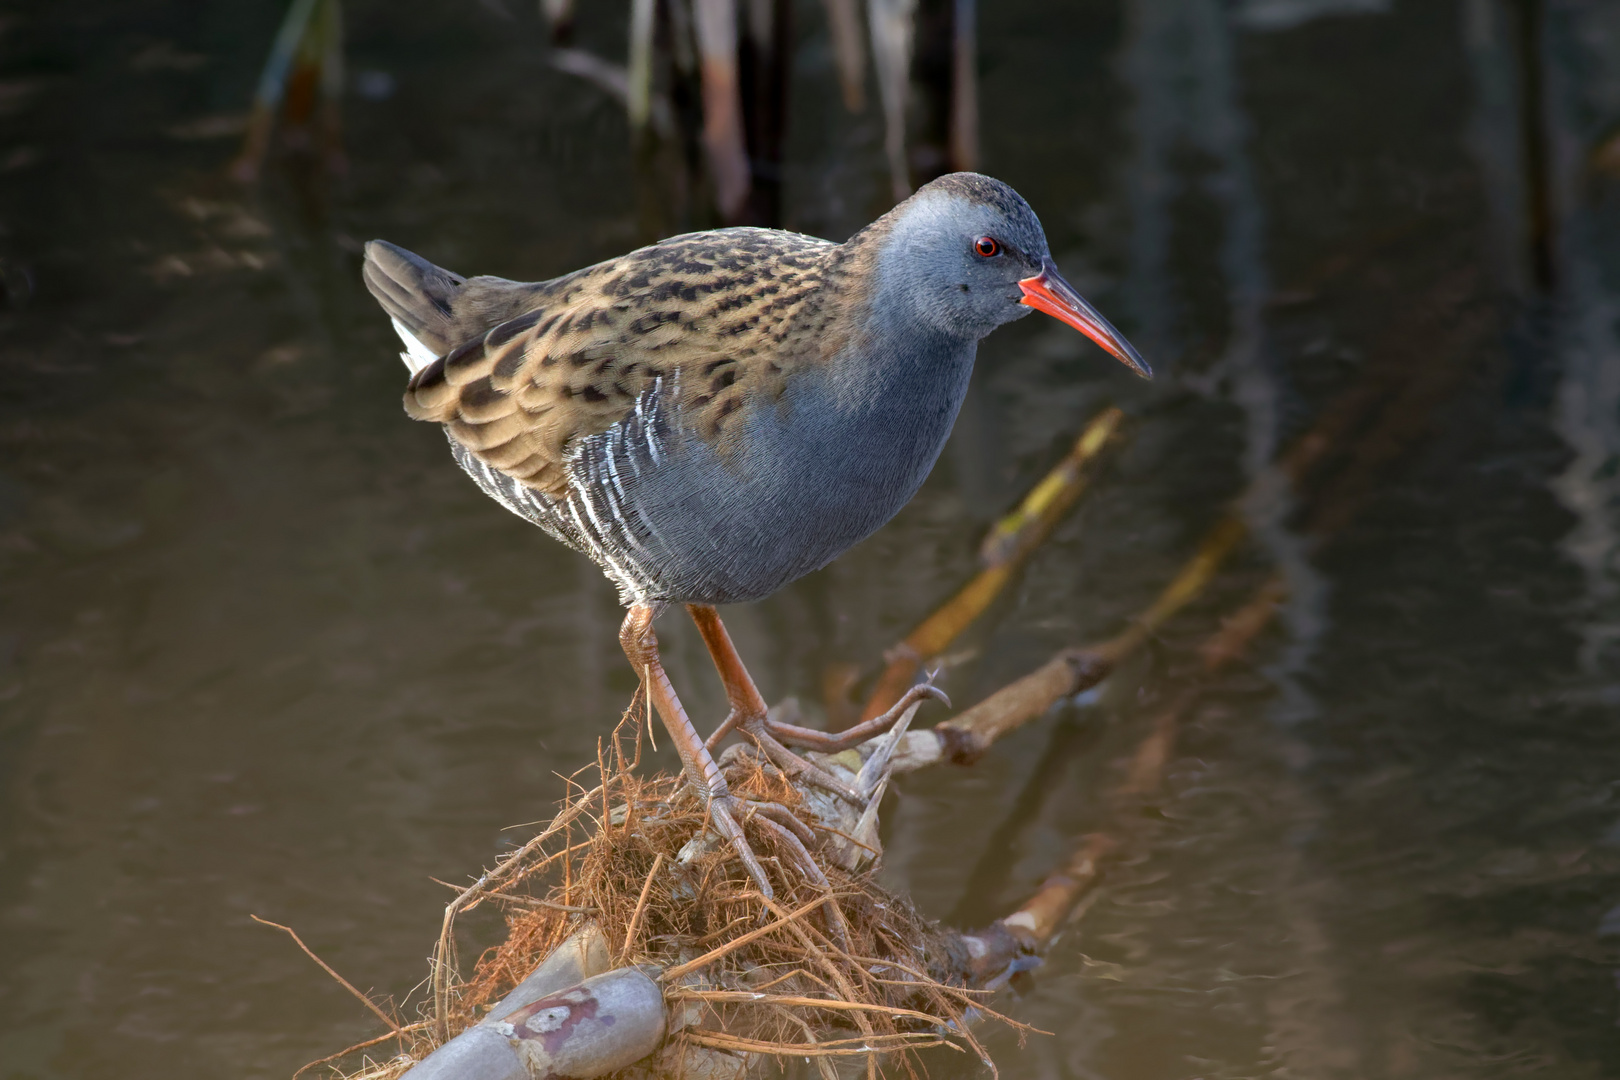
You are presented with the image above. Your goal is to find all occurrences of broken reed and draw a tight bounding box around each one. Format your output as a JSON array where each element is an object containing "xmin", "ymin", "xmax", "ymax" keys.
[{"xmin": 236, "ymin": 0, "xmax": 982, "ymax": 227}]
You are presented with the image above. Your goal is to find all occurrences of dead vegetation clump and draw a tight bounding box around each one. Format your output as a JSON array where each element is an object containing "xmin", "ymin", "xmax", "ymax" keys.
[{"xmin": 330, "ymin": 715, "xmax": 1022, "ymax": 1080}]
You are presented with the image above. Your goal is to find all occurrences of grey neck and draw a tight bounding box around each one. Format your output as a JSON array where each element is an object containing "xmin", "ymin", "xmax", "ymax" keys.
[{"xmin": 806, "ymin": 294, "xmax": 978, "ymax": 510}]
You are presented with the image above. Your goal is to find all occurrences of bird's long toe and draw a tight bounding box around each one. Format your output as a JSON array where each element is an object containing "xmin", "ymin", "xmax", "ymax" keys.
[
  {"xmin": 703, "ymin": 794, "xmax": 776, "ymax": 900},
  {"xmin": 745, "ymin": 727, "xmax": 865, "ymax": 804},
  {"xmin": 744, "ymin": 799, "xmax": 817, "ymax": 847},
  {"xmin": 745, "ymin": 811, "xmax": 851, "ymax": 951},
  {"xmin": 765, "ymin": 681, "xmax": 950, "ymax": 754},
  {"xmin": 699, "ymin": 791, "xmax": 843, "ymax": 921}
]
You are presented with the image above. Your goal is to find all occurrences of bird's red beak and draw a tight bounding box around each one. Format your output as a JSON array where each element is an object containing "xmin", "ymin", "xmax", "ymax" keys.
[{"xmin": 1019, "ymin": 259, "xmax": 1151, "ymax": 379}]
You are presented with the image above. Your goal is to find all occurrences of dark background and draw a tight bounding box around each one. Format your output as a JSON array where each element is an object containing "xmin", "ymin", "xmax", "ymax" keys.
[{"xmin": 3, "ymin": 0, "xmax": 1620, "ymax": 1077}]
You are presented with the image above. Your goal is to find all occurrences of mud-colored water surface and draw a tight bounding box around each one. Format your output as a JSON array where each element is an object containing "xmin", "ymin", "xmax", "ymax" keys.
[{"xmin": 4, "ymin": 1, "xmax": 1620, "ymax": 1077}]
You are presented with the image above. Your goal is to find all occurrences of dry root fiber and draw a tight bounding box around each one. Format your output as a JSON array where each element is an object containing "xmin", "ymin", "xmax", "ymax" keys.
[{"xmin": 329, "ymin": 718, "xmax": 1020, "ymax": 1080}]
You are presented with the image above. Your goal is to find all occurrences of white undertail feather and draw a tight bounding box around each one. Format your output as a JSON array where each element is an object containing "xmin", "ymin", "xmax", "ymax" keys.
[{"xmin": 391, "ymin": 317, "xmax": 439, "ymax": 373}]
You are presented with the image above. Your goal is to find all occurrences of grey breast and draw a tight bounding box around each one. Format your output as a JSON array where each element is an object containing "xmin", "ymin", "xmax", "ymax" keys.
[
  {"xmin": 442, "ymin": 313, "xmax": 979, "ymax": 607},
  {"xmin": 561, "ymin": 333, "xmax": 979, "ymax": 606}
]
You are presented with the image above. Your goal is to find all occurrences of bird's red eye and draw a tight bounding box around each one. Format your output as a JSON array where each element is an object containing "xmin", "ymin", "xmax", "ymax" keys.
[{"xmin": 974, "ymin": 236, "xmax": 1000, "ymax": 257}]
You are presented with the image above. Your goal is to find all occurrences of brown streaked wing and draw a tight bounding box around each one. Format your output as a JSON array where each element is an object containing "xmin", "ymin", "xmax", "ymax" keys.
[{"xmin": 401, "ymin": 228, "xmax": 847, "ymax": 499}]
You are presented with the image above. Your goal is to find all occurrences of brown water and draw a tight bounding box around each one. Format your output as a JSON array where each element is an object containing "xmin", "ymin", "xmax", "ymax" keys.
[{"xmin": 4, "ymin": 1, "xmax": 1620, "ymax": 1077}]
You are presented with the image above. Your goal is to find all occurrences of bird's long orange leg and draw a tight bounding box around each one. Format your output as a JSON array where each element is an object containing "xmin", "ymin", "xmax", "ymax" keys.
[
  {"xmin": 686, "ymin": 604, "xmax": 933, "ymax": 803},
  {"xmin": 619, "ymin": 604, "xmax": 775, "ymax": 898}
]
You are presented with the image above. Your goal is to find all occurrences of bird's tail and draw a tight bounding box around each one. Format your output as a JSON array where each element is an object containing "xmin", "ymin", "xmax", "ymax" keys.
[
  {"xmin": 362, "ymin": 241, "xmax": 464, "ymax": 371},
  {"xmin": 362, "ymin": 240, "xmax": 543, "ymax": 373}
]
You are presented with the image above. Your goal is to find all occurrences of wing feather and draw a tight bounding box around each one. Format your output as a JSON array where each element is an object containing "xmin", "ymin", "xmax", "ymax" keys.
[{"xmin": 386, "ymin": 228, "xmax": 846, "ymax": 499}]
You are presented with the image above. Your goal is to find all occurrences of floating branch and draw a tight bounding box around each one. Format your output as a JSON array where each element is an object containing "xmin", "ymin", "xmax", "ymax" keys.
[
  {"xmin": 957, "ymin": 593, "xmax": 1282, "ymax": 981},
  {"xmin": 886, "ymin": 513, "xmax": 1245, "ymax": 771}
]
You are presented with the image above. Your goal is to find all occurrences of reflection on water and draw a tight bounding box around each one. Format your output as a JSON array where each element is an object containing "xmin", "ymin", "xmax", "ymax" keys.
[
  {"xmin": 2, "ymin": 1, "xmax": 1620, "ymax": 1078},
  {"xmin": 1548, "ymin": 2, "xmax": 1620, "ymax": 677}
]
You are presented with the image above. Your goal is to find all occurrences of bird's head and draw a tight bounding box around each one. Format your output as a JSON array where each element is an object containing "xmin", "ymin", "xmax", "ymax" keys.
[{"xmin": 875, "ymin": 172, "xmax": 1150, "ymax": 378}]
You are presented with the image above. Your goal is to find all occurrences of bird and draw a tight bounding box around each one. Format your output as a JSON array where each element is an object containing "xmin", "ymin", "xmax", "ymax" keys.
[{"xmin": 362, "ymin": 172, "xmax": 1148, "ymax": 898}]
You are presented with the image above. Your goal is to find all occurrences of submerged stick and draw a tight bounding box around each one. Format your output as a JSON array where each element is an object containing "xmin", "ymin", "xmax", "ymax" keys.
[
  {"xmin": 890, "ymin": 521, "xmax": 1243, "ymax": 771},
  {"xmin": 860, "ymin": 406, "xmax": 1125, "ymax": 722},
  {"xmin": 884, "ymin": 511, "xmax": 1244, "ymax": 772},
  {"xmin": 958, "ymin": 578, "xmax": 1286, "ymax": 978},
  {"xmin": 875, "ymin": 269, "xmax": 1486, "ymax": 763}
]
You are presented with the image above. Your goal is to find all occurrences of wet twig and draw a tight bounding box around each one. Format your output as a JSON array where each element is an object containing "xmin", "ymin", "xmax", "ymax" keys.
[{"xmin": 251, "ymin": 914, "xmax": 401, "ymax": 1033}]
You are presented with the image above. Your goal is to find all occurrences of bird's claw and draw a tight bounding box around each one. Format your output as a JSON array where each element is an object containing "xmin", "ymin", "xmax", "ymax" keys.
[
  {"xmin": 700, "ymin": 793, "xmax": 775, "ymax": 900},
  {"xmin": 693, "ymin": 788, "xmax": 836, "ymax": 930},
  {"xmin": 748, "ymin": 726, "xmax": 867, "ymax": 804},
  {"xmin": 745, "ymin": 809, "xmax": 851, "ymax": 951}
]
